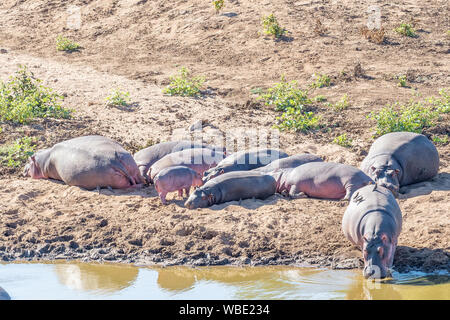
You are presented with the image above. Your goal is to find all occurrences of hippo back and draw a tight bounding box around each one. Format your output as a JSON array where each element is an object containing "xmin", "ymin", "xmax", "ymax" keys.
[{"xmin": 254, "ymin": 153, "xmax": 323, "ymax": 173}]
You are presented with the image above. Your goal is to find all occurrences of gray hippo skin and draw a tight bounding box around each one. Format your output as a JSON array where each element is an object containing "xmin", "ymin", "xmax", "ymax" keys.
[
  {"xmin": 203, "ymin": 148, "xmax": 289, "ymax": 182},
  {"xmin": 0, "ymin": 286, "xmax": 11, "ymax": 300},
  {"xmin": 134, "ymin": 140, "xmax": 225, "ymax": 182},
  {"xmin": 154, "ymin": 166, "xmax": 204, "ymax": 205},
  {"xmin": 23, "ymin": 135, "xmax": 145, "ymax": 190},
  {"xmin": 342, "ymin": 184, "xmax": 402, "ymax": 279},
  {"xmin": 274, "ymin": 162, "xmax": 373, "ymax": 200},
  {"xmin": 185, "ymin": 171, "xmax": 277, "ymax": 209},
  {"xmin": 253, "ymin": 153, "xmax": 323, "ymax": 173},
  {"xmin": 361, "ymin": 132, "xmax": 439, "ymax": 196},
  {"xmin": 149, "ymin": 148, "xmax": 225, "ymax": 182}
]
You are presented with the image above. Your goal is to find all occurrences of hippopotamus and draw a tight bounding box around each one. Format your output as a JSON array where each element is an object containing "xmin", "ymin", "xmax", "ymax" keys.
[
  {"xmin": 0, "ymin": 286, "xmax": 11, "ymax": 300},
  {"xmin": 134, "ymin": 140, "xmax": 225, "ymax": 182},
  {"xmin": 149, "ymin": 148, "xmax": 225, "ymax": 182},
  {"xmin": 23, "ymin": 135, "xmax": 145, "ymax": 190},
  {"xmin": 253, "ymin": 153, "xmax": 323, "ymax": 173},
  {"xmin": 203, "ymin": 148, "xmax": 289, "ymax": 182},
  {"xmin": 361, "ymin": 132, "xmax": 439, "ymax": 197},
  {"xmin": 184, "ymin": 171, "xmax": 277, "ymax": 209},
  {"xmin": 154, "ymin": 166, "xmax": 203, "ymax": 205},
  {"xmin": 273, "ymin": 162, "xmax": 373, "ymax": 200},
  {"xmin": 342, "ymin": 184, "xmax": 403, "ymax": 279}
]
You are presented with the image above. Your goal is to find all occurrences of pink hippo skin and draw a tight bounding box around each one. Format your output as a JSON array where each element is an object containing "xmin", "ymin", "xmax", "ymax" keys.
[
  {"xmin": 149, "ymin": 148, "xmax": 225, "ymax": 182},
  {"xmin": 23, "ymin": 135, "xmax": 145, "ymax": 190},
  {"xmin": 273, "ymin": 162, "xmax": 373, "ymax": 200},
  {"xmin": 253, "ymin": 153, "xmax": 323, "ymax": 173},
  {"xmin": 154, "ymin": 166, "xmax": 203, "ymax": 205}
]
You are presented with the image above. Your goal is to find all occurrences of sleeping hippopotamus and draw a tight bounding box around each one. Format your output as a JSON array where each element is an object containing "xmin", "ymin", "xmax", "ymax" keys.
[
  {"xmin": 184, "ymin": 171, "xmax": 277, "ymax": 209},
  {"xmin": 342, "ymin": 184, "xmax": 403, "ymax": 279},
  {"xmin": 154, "ymin": 166, "xmax": 203, "ymax": 205},
  {"xmin": 23, "ymin": 135, "xmax": 145, "ymax": 190},
  {"xmin": 361, "ymin": 132, "xmax": 439, "ymax": 197},
  {"xmin": 273, "ymin": 162, "xmax": 373, "ymax": 200},
  {"xmin": 203, "ymin": 148, "xmax": 289, "ymax": 182},
  {"xmin": 0, "ymin": 286, "xmax": 11, "ymax": 300},
  {"xmin": 149, "ymin": 148, "xmax": 225, "ymax": 182},
  {"xmin": 134, "ymin": 140, "xmax": 225, "ymax": 182},
  {"xmin": 253, "ymin": 153, "xmax": 323, "ymax": 173}
]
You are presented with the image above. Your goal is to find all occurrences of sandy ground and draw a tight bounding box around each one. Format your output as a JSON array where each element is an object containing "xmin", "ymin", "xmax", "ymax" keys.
[{"xmin": 0, "ymin": 0, "xmax": 449, "ymax": 272}]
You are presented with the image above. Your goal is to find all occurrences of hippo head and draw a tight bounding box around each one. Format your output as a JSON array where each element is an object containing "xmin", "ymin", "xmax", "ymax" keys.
[
  {"xmin": 202, "ymin": 168, "xmax": 224, "ymax": 183},
  {"xmin": 369, "ymin": 166, "xmax": 400, "ymax": 197},
  {"xmin": 184, "ymin": 189, "xmax": 213, "ymax": 209},
  {"xmin": 23, "ymin": 155, "xmax": 45, "ymax": 179},
  {"xmin": 361, "ymin": 233, "xmax": 396, "ymax": 279}
]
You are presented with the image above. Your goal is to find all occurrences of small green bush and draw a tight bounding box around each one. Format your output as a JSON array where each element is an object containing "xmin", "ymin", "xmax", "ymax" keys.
[
  {"xmin": 0, "ymin": 66, "xmax": 70, "ymax": 124},
  {"xmin": 310, "ymin": 73, "xmax": 331, "ymax": 89},
  {"xmin": 313, "ymin": 95, "xmax": 327, "ymax": 102},
  {"xmin": 212, "ymin": 0, "xmax": 224, "ymax": 13},
  {"xmin": 262, "ymin": 14, "xmax": 287, "ymax": 38},
  {"xmin": 333, "ymin": 134, "xmax": 352, "ymax": 148},
  {"xmin": 398, "ymin": 75, "xmax": 407, "ymax": 87},
  {"xmin": 258, "ymin": 76, "xmax": 312, "ymax": 112},
  {"xmin": 0, "ymin": 136, "xmax": 36, "ymax": 168},
  {"xmin": 428, "ymin": 88, "xmax": 449, "ymax": 114},
  {"xmin": 105, "ymin": 89, "xmax": 131, "ymax": 107},
  {"xmin": 368, "ymin": 100, "xmax": 438, "ymax": 136},
  {"xmin": 432, "ymin": 135, "xmax": 448, "ymax": 145},
  {"xmin": 163, "ymin": 67, "xmax": 205, "ymax": 97},
  {"xmin": 394, "ymin": 23, "xmax": 416, "ymax": 37},
  {"xmin": 274, "ymin": 108, "xmax": 321, "ymax": 132},
  {"xmin": 56, "ymin": 35, "xmax": 81, "ymax": 52},
  {"xmin": 328, "ymin": 94, "xmax": 349, "ymax": 111}
]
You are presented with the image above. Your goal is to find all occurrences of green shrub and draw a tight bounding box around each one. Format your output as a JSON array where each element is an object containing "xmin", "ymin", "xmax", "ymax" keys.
[
  {"xmin": 262, "ymin": 14, "xmax": 287, "ymax": 38},
  {"xmin": 0, "ymin": 66, "xmax": 70, "ymax": 124},
  {"xmin": 274, "ymin": 108, "xmax": 321, "ymax": 132},
  {"xmin": 212, "ymin": 0, "xmax": 224, "ymax": 13},
  {"xmin": 0, "ymin": 136, "xmax": 36, "ymax": 168},
  {"xmin": 428, "ymin": 88, "xmax": 449, "ymax": 114},
  {"xmin": 258, "ymin": 76, "xmax": 312, "ymax": 112},
  {"xmin": 328, "ymin": 94, "xmax": 349, "ymax": 111},
  {"xmin": 56, "ymin": 35, "xmax": 81, "ymax": 52},
  {"xmin": 310, "ymin": 73, "xmax": 331, "ymax": 89},
  {"xmin": 432, "ymin": 135, "xmax": 448, "ymax": 145},
  {"xmin": 313, "ymin": 95, "xmax": 327, "ymax": 102},
  {"xmin": 163, "ymin": 67, "xmax": 205, "ymax": 97},
  {"xmin": 394, "ymin": 23, "xmax": 416, "ymax": 37},
  {"xmin": 398, "ymin": 75, "xmax": 407, "ymax": 87},
  {"xmin": 105, "ymin": 89, "xmax": 131, "ymax": 107},
  {"xmin": 368, "ymin": 100, "xmax": 438, "ymax": 136},
  {"xmin": 333, "ymin": 134, "xmax": 352, "ymax": 148}
]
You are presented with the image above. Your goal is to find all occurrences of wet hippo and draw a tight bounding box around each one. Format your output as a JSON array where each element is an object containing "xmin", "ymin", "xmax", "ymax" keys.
[
  {"xmin": 185, "ymin": 171, "xmax": 277, "ymax": 209},
  {"xmin": 134, "ymin": 140, "xmax": 225, "ymax": 182},
  {"xmin": 154, "ymin": 166, "xmax": 204, "ymax": 205},
  {"xmin": 149, "ymin": 148, "xmax": 225, "ymax": 182},
  {"xmin": 361, "ymin": 132, "xmax": 439, "ymax": 196},
  {"xmin": 273, "ymin": 162, "xmax": 373, "ymax": 200},
  {"xmin": 342, "ymin": 184, "xmax": 403, "ymax": 279},
  {"xmin": 0, "ymin": 286, "xmax": 11, "ymax": 300},
  {"xmin": 203, "ymin": 148, "xmax": 289, "ymax": 182},
  {"xmin": 23, "ymin": 135, "xmax": 145, "ymax": 190},
  {"xmin": 253, "ymin": 153, "xmax": 323, "ymax": 173}
]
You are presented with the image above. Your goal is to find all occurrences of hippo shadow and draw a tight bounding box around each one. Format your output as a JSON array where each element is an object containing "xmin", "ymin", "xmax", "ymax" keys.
[
  {"xmin": 398, "ymin": 172, "xmax": 450, "ymax": 199},
  {"xmin": 208, "ymin": 194, "xmax": 283, "ymax": 211}
]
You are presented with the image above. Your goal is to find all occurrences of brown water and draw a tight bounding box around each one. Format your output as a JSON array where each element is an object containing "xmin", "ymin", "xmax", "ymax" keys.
[{"xmin": 0, "ymin": 262, "xmax": 448, "ymax": 299}]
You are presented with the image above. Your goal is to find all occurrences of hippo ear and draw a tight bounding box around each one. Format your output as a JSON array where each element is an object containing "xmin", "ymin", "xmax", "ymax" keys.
[
  {"xmin": 220, "ymin": 169, "xmax": 224, "ymax": 174},
  {"xmin": 393, "ymin": 169, "xmax": 400, "ymax": 176},
  {"xmin": 381, "ymin": 234, "xmax": 389, "ymax": 244},
  {"xmin": 370, "ymin": 166, "xmax": 376, "ymax": 172}
]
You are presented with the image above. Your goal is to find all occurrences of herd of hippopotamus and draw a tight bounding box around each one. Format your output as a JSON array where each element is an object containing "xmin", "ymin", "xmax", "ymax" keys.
[{"xmin": 23, "ymin": 131, "xmax": 440, "ymax": 279}]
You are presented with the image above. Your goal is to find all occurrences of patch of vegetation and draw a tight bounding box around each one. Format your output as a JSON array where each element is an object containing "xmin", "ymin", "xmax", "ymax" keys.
[
  {"xmin": 327, "ymin": 94, "xmax": 349, "ymax": 111},
  {"xmin": 394, "ymin": 23, "xmax": 416, "ymax": 37},
  {"xmin": 212, "ymin": 0, "xmax": 224, "ymax": 13},
  {"xmin": 310, "ymin": 73, "xmax": 331, "ymax": 89},
  {"xmin": 397, "ymin": 75, "xmax": 408, "ymax": 87},
  {"xmin": 163, "ymin": 67, "xmax": 205, "ymax": 97},
  {"xmin": 313, "ymin": 95, "xmax": 327, "ymax": 102},
  {"xmin": 428, "ymin": 88, "xmax": 449, "ymax": 114},
  {"xmin": 56, "ymin": 35, "xmax": 81, "ymax": 52},
  {"xmin": 105, "ymin": 89, "xmax": 131, "ymax": 107},
  {"xmin": 0, "ymin": 66, "xmax": 70, "ymax": 124},
  {"xmin": 261, "ymin": 14, "xmax": 287, "ymax": 38},
  {"xmin": 360, "ymin": 26, "xmax": 386, "ymax": 44},
  {"xmin": 0, "ymin": 136, "xmax": 36, "ymax": 168},
  {"xmin": 257, "ymin": 76, "xmax": 312, "ymax": 112},
  {"xmin": 333, "ymin": 134, "xmax": 352, "ymax": 148},
  {"xmin": 274, "ymin": 108, "xmax": 321, "ymax": 133},
  {"xmin": 432, "ymin": 135, "xmax": 449, "ymax": 145}
]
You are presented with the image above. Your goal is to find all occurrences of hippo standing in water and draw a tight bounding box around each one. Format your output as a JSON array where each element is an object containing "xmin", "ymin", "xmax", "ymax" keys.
[
  {"xmin": 154, "ymin": 166, "xmax": 204, "ymax": 205},
  {"xmin": 149, "ymin": 148, "xmax": 225, "ymax": 182},
  {"xmin": 342, "ymin": 184, "xmax": 403, "ymax": 279},
  {"xmin": 361, "ymin": 132, "xmax": 439, "ymax": 197},
  {"xmin": 134, "ymin": 141, "xmax": 225, "ymax": 182},
  {"xmin": 273, "ymin": 162, "xmax": 373, "ymax": 200},
  {"xmin": 23, "ymin": 135, "xmax": 145, "ymax": 190},
  {"xmin": 203, "ymin": 148, "xmax": 289, "ymax": 182},
  {"xmin": 185, "ymin": 171, "xmax": 277, "ymax": 209},
  {"xmin": 0, "ymin": 286, "xmax": 11, "ymax": 300},
  {"xmin": 253, "ymin": 153, "xmax": 323, "ymax": 173}
]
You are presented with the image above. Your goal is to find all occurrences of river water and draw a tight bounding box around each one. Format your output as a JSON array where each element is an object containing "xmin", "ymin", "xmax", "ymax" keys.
[{"xmin": 0, "ymin": 262, "xmax": 448, "ymax": 300}]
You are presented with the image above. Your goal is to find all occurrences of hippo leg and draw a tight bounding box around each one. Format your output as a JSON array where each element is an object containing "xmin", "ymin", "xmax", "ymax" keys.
[
  {"xmin": 288, "ymin": 185, "xmax": 307, "ymax": 199},
  {"xmin": 159, "ymin": 192, "xmax": 168, "ymax": 205},
  {"xmin": 178, "ymin": 189, "xmax": 183, "ymax": 197},
  {"xmin": 184, "ymin": 187, "xmax": 190, "ymax": 197}
]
